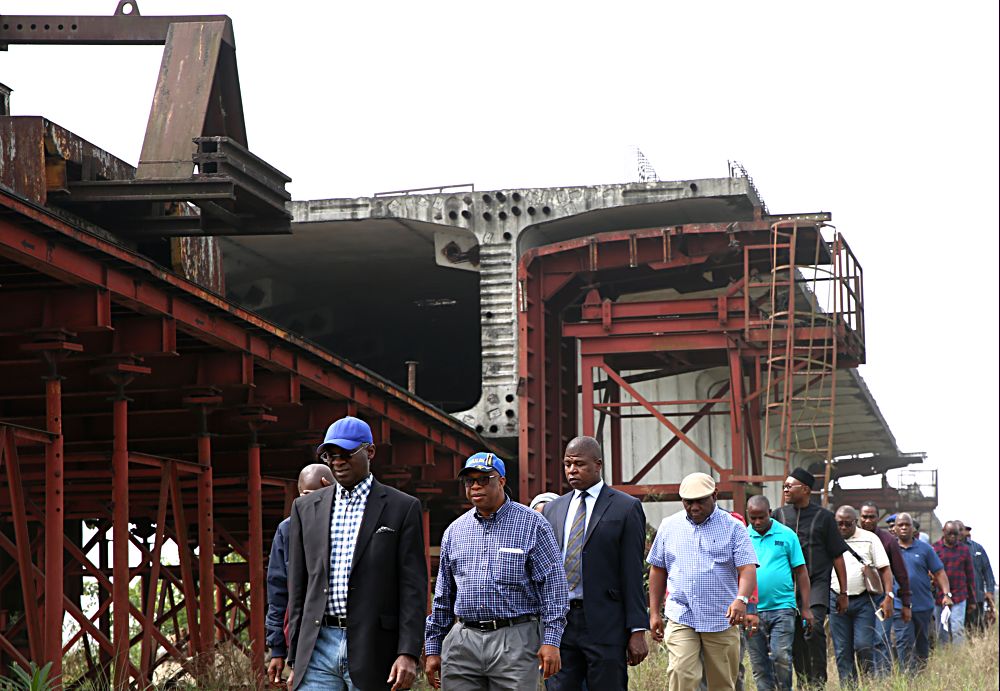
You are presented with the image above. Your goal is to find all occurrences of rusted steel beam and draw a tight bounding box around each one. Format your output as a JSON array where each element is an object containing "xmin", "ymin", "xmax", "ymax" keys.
[
  {"xmin": 0, "ymin": 195, "xmax": 482, "ymax": 457},
  {"xmin": 139, "ymin": 475, "xmax": 169, "ymax": 683},
  {"xmin": 197, "ymin": 433, "xmax": 216, "ymax": 661},
  {"xmin": 0, "ymin": 13, "xmax": 234, "ymax": 47}
]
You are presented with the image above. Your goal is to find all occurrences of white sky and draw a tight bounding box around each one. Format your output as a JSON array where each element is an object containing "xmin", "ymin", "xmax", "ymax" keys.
[{"xmin": 2, "ymin": 2, "xmax": 998, "ymax": 567}]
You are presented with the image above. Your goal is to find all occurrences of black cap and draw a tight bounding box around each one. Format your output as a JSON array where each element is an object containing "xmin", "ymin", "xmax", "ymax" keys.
[{"xmin": 790, "ymin": 467, "xmax": 816, "ymax": 490}]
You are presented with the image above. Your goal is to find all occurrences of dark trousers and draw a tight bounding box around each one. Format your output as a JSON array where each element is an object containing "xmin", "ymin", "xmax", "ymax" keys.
[
  {"xmin": 792, "ymin": 603, "xmax": 828, "ymax": 688},
  {"xmin": 893, "ymin": 609, "xmax": 933, "ymax": 672},
  {"xmin": 545, "ymin": 606, "xmax": 627, "ymax": 691}
]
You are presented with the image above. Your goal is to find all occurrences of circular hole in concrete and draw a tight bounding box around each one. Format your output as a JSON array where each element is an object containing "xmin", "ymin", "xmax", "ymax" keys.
[
  {"xmin": 463, "ymin": 196, "xmax": 473, "ymax": 205},
  {"xmin": 489, "ymin": 424, "xmax": 498, "ymax": 433},
  {"xmin": 690, "ymin": 182, "xmax": 698, "ymax": 192},
  {"xmin": 505, "ymin": 409, "xmax": 515, "ymax": 418},
  {"xmin": 476, "ymin": 424, "xmax": 484, "ymax": 433},
  {"xmin": 461, "ymin": 210, "xmax": 471, "ymax": 219},
  {"xmin": 448, "ymin": 210, "xmax": 458, "ymax": 220},
  {"xmin": 511, "ymin": 206, "xmax": 521, "ymax": 216},
  {"xmin": 503, "ymin": 231, "xmax": 512, "ymax": 241},
  {"xmin": 483, "ymin": 212, "xmax": 493, "ymax": 221},
  {"xmin": 512, "ymin": 192, "xmax": 522, "ymax": 202},
  {"xmin": 482, "ymin": 194, "xmax": 492, "ymax": 204},
  {"xmin": 542, "ymin": 206, "xmax": 551, "ymax": 215},
  {"xmin": 485, "ymin": 311, "xmax": 494, "ymax": 319},
  {"xmin": 505, "ymin": 394, "xmax": 514, "ymax": 402},
  {"xmin": 496, "ymin": 192, "xmax": 507, "ymax": 202},
  {"xmin": 527, "ymin": 206, "xmax": 536, "ymax": 215},
  {"xmin": 499, "ymin": 211, "xmax": 508, "ymax": 221}
]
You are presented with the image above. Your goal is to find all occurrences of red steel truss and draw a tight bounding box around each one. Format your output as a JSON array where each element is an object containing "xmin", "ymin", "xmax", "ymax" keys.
[
  {"xmin": 517, "ymin": 216, "xmax": 865, "ymax": 509},
  {"xmin": 0, "ymin": 187, "xmax": 484, "ymax": 688}
]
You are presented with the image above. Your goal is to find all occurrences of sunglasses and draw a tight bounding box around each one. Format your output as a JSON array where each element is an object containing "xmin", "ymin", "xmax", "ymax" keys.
[
  {"xmin": 319, "ymin": 443, "xmax": 370, "ymax": 463},
  {"xmin": 461, "ymin": 475, "xmax": 499, "ymax": 488}
]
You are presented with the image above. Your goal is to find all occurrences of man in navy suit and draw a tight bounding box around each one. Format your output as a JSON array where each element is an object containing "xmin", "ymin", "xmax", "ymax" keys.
[{"xmin": 542, "ymin": 436, "xmax": 649, "ymax": 690}]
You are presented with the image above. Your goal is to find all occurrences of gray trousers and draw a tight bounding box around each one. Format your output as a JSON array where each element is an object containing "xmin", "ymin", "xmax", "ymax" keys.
[{"xmin": 441, "ymin": 618, "xmax": 543, "ymax": 691}]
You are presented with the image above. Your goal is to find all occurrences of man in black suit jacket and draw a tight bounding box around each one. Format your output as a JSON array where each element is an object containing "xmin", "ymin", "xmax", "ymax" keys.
[
  {"xmin": 542, "ymin": 436, "xmax": 649, "ymax": 690},
  {"xmin": 286, "ymin": 416, "xmax": 427, "ymax": 691}
]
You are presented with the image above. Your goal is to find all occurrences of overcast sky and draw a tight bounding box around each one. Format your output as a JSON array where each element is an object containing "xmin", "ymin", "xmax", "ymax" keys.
[{"xmin": 3, "ymin": 1, "xmax": 997, "ymax": 564}]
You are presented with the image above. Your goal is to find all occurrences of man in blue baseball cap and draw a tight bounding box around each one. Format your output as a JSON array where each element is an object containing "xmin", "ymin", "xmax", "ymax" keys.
[
  {"xmin": 425, "ymin": 452, "xmax": 569, "ymax": 690},
  {"xmin": 286, "ymin": 416, "xmax": 427, "ymax": 691}
]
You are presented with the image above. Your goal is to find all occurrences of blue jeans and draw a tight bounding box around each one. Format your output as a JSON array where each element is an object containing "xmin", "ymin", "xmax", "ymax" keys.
[
  {"xmin": 745, "ymin": 608, "xmax": 796, "ymax": 691},
  {"xmin": 828, "ymin": 593, "xmax": 875, "ymax": 686},
  {"xmin": 296, "ymin": 625, "xmax": 358, "ymax": 690},
  {"xmin": 934, "ymin": 600, "xmax": 967, "ymax": 645},
  {"xmin": 871, "ymin": 595, "xmax": 894, "ymax": 676},
  {"xmin": 893, "ymin": 608, "xmax": 932, "ymax": 672}
]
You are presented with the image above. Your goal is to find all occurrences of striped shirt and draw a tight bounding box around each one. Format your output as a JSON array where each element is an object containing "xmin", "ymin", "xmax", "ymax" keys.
[
  {"xmin": 647, "ymin": 506, "xmax": 757, "ymax": 633},
  {"xmin": 327, "ymin": 474, "xmax": 372, "ymax": 616},
  {"xmin": 424, "ymin": 498, "xmax": 569, "ymax": 655}
]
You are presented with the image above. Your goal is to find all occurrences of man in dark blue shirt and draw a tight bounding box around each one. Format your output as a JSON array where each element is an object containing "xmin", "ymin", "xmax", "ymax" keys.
[
  {"xmin": 891, "ymin": 513, "xmax": 951, "ymax": 671},
  {"xmin": 962, "ymin": 523, "xmax": 996, "ymax": 630},
  {"xmin": 265, "ymin": 463, "xmax": 333, "ymax": 685}
]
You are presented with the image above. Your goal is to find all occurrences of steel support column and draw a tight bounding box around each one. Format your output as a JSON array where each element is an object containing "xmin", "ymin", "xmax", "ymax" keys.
[
  {"xmin": 197, "ymin": 433, "xmax": 215, "ymax": 660},
  {"xmin": 727, "ymin": 347, "xmax": 747, "ymax": 509},
  {"xmin": 247, "ymin": 440, "xmax": 265, "ymax": 679},
  {"xmin": 43, "ymin": 377, "xmax": 64, "ymax": 678},
  {"xmin": 111, "ymin": 394, "xmax": 130, "ymax": 691}
]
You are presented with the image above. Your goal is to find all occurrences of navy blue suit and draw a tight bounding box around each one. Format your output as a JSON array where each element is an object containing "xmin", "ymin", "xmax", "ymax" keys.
[{"xmin": 542, "ymin": 483, "xmax": 647, "ymax": 690}]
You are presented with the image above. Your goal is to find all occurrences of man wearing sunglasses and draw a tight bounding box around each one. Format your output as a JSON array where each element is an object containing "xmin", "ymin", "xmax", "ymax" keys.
[
  {"xmin": 286, "ymin": 416, "xmax": 427, "ymax": 691},
  {"xmin": 425, "ymin": 452, "xmax": 569, "ymax": 690},
  {"xmin": 771, "ymin": 467, "xmax": 849, "ymax": 689}
]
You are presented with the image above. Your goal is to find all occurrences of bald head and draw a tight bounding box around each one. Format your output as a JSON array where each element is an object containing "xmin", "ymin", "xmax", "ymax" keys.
[
  {"xmin": 835, "ymin": 505, "xmax": 858, "ymax": 538},
  {"xmin": 745, "ymin": 495, "xmax": 772, "ymax": 535},
  {"xmin": 836, "ymin": 505, "xmax": 858, "ymax": 520},
  {"xmin": 746, "ymin": 495, "xmax": 770, "ymax": 512},
  {"xmin": 944, "ymin": 520, "xmax": 962, "ymax": 546},
  {"xmin": 565, "ymin": 436, "xmax": 602, "ymax": 460},
  {"xmin": 298, "ymin": 463, "xmax": 334, "ymax": 495}
]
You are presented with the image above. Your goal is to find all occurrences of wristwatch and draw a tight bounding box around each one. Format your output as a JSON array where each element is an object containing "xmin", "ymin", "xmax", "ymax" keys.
[
  {"xmin": 945, "ymin": 592, "xmax": 953, "ymax": 599},
  {"xmin": 886, "ymin": 592, "xmax": 895, "ymax": 599},
  {"xmin": 737, "ymin": 595, "xmax": 749, "ymax": 605}
]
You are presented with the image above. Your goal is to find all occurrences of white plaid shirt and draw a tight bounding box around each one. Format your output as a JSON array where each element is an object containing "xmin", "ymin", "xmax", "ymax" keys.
[{"xmin": 327, "ymin": 474, "xmax": 373, "ymax": 616}]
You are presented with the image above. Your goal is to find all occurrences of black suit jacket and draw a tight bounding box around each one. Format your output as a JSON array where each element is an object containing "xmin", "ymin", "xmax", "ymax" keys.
[
  {"xmin": 543, "ymin": 484, "xmax": 647, "ymax": 647},
  {"xmin": 286, "ymin": 478, "xmax": 427, "ymax": 690}
]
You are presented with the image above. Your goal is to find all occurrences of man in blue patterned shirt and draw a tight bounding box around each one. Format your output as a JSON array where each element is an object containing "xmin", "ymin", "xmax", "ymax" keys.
[
  {"xmin": 424, "ymin": 452, "xmax": 569, "ymax": 690},
  {"xmin": 648, "ymin": 472, "xmax": 757, "ymax": 691}
]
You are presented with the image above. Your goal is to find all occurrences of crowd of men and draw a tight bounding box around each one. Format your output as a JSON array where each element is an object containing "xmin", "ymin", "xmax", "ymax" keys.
[{"xmin": 262, "ymin": 415, "xmax": 995, "ymax": 690}]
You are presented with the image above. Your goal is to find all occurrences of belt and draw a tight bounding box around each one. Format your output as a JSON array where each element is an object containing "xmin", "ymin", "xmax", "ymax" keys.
[
  {"xmin": 321, "ymin": 614, "xmax": 348, "ymax": 627},
  {"xmin": 460, "ymin": 614, "xmax": 537, "ymax": 631},
  {"xmin": 569, "ymin": 599, "xmax": 584, "ymax": 609}
]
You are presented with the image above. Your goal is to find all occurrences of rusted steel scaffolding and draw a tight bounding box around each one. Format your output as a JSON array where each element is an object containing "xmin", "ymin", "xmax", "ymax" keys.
[
  {"xmin": 517, "ymin": 212, "xmax": 866, "ymax": 508},
  {"xmin": 0, "ymin": 184, "xmax": 483, "ymax": 687}
]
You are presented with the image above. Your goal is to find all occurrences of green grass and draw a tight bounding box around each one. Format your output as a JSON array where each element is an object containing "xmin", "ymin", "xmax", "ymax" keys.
[{"xmin": 629, "ymin": 625, "xmax": 999, "ymax": 690}]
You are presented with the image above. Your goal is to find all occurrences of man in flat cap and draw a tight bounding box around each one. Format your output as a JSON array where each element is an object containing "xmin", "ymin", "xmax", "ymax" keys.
[
  {"xmin": 772, "ymin": 467, "xmax": 849, "ymax": 689},
  {"xmin": 647, "ymin": 472, "xmax": 757, "ymax": 690},
  {"xmin": 425, "ymin": 452, "xmax": 569, "ymax": 690},
  {"xmin": 286, "ymin": 416, "xmax": 427, "ymax": 690}
]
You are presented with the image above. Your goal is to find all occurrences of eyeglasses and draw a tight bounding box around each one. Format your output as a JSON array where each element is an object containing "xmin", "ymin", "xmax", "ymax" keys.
[
  {"xmin": 782, "ymin": 483, "xmax": 803, "ymax": 491},
  {"xmin": 461, "ymin": 475, "xmax": 499, "ymax": 488},
  {"xmin": 319, "ymin": 443, "xmax": 370, "ymax": 463}
]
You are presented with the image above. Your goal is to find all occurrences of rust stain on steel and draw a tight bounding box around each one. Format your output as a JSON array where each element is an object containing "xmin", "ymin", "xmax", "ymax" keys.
[
  {"xmin": 0, "ymin": 117, "xmax": 46, "ymax": 204},
  {"xmin": 44, "ymin": 120, "xmax": 135, "ymax": 182},
  {"xmin": 171, "ymin": 237, "xmax": 225, "ymax": 294}
]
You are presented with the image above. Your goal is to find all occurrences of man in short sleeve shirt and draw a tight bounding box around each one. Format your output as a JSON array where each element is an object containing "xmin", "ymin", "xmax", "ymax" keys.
[
  {"xmin": 647, "ymin": 473, "xmax": 757, "ymax": 691},
  {"xmin": 892, "ymin": 513, "xmax": 950, "ymax": 671}
]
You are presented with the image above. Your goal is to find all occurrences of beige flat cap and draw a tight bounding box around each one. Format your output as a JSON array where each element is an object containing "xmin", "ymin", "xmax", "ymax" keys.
[{"xmin": 679, "ymin": 472, "xmax": 716, "ymax": 500}]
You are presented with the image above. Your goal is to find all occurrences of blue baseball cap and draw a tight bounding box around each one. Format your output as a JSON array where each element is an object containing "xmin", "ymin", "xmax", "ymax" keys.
[
  {"xmin": 317, "ymin": 416, "xmax": 373, "ymax": 454},
  {"xmin": 886, "ymin": 514, "xmax": 897, "ymax": 524},
  {"xmin": 459, "ymin": 452, "xmax": 505, "ymax": 478}
]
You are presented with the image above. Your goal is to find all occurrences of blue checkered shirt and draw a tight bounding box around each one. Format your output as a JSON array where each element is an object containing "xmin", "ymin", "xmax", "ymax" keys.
[
  {"xmin": 647, "ymin": 506, "xmax": 757, "ymax": 632},
  {"xmin": 327, "ymin": 474, "xmax": 372, "ymax": 616},
  {"xmin": 424, "ymin": 498, "xmax": 569, "ymax": 655}
]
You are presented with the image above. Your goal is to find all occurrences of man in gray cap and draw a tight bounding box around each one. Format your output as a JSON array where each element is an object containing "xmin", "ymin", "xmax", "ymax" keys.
[
  {"xmin": 772, "ymin": 467, "xmax": 849, "ymax": 689},
  {"xmin": 647, "ymin": 472, "xmax": 757, "ymax": 690}
]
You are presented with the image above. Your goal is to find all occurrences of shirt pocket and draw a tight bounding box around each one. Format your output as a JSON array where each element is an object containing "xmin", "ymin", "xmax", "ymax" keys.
[{"xmin": 496, "ymin": 547, "xmax": 527, "ymax": 585}]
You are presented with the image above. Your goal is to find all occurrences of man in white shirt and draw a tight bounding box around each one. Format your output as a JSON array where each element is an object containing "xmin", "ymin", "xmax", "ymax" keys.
[{"xmin": 828, "ymin": 505, "xmax": 893, "ymax": 686}]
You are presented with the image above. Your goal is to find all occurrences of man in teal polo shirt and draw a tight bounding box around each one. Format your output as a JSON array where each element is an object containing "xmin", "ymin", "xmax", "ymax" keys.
[{"xmin": 745, "ymin": 496, "xmax": 813, "ymax": 691}]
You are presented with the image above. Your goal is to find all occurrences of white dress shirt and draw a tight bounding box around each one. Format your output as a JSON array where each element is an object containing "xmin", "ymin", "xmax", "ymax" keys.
[{"xmin": 562, "ymin": 479, "xmax": 604, "ymax": 600}]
